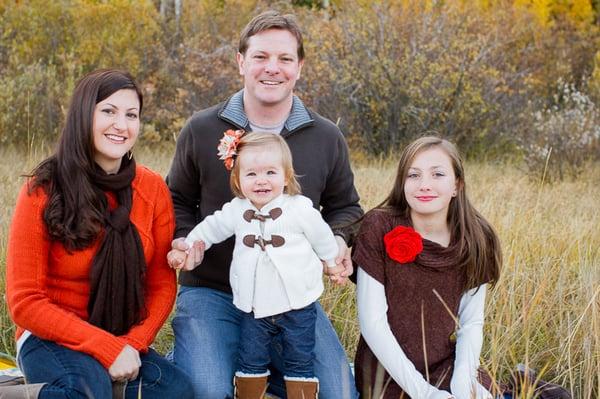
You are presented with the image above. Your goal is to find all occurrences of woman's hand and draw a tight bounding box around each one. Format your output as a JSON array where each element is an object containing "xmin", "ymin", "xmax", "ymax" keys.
[
  {"xmin": 108, "ymin": 345, "xmax": 141, "ymax": 382},
  {"xmin": 167, "ymin": 238, "xmax": 205, "ymax": 271}
]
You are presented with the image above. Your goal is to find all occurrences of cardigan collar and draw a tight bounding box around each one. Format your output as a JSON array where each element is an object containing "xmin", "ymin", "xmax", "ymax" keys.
[
  {"xmin": 218, "ymin": 90, "xmax": 314, "ymax": 133},
  {"xmin": 242, "ymin": 193, "xmax": 287, "ymax": 214}
]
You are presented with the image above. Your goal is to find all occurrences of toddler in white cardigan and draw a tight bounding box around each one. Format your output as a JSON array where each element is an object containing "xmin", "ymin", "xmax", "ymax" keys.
[{"xmin": 178, "ymin": 131, "xmax": 344, "ymax": 398}]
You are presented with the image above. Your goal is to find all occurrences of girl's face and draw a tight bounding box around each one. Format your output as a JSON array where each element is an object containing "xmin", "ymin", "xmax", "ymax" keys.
[
  {"xmin": 238, "ymin": 145, "xmax": 287, "ymax": 210},
  {"xmin": 404, "ymin": 146, "xmax": 457, "ymax": 221},
  {"xmin": 92, "ymin": 89, "xmax": 140, "ymax": 174}
]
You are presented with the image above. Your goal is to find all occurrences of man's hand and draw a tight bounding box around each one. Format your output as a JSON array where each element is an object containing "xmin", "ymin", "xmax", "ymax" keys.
[
  {"xmin": 324, "ymin": 236, "xmax": 353, "ymax": 285},
  {"xmin": 167, "ymin": 238, "xmax": 206, "ymax": 271},
  {"xmin": 108, "ymin": 345, "xmax": 141, "ymax": 382}
]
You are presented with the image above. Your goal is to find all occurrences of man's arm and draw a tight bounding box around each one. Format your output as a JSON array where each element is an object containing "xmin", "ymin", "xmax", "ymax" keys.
[
  {"xmin": 166, "ymin": 121, "xmax": 202, "ymax": 239},
  {"xmin": 320, "ymin": 132, "xmax": 363, "ymax": 245}
]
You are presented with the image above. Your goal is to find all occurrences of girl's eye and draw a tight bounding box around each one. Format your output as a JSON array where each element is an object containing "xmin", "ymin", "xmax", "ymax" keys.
[
  {"xmin": 267, "ymin": 170, "xmax": 276, "ymax": 175},
  {"xmin": 434, "ymin": 172, "xmax": 445, "ymax": 177},
  {"xmin": 407, "ymin": 173, "xmax": 419, "ymax": 179},
  {"xmin": 102, "ymin": 108, "xmax": 115, "ymax": 115},
  {"xmin": 281, "ymin": 57, "xmax": 293, "ymax": 62},
  {"xmin": 246, "ymin": 172, "xmax": 256, "ymax": 177},
  {"xmin": 254, "ymin": 55, "xmax": 266, "ymax": 60},
  {"xmin": 126, "ymin": 113, "xmax": 138, "ymax": 120}
]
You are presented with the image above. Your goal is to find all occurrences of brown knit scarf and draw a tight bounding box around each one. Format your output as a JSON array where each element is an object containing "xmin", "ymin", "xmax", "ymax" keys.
[{"xmin": 87, "ymin": 156, "xmax": 146, "ymax": 335}]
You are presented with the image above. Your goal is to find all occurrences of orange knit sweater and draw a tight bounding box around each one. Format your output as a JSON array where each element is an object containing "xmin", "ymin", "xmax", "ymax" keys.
[{"xmin": 6, "ymin": 165, "xmax": 176, "ymax": 369}]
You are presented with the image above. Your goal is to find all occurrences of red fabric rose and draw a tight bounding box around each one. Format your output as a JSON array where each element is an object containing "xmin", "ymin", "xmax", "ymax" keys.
[{"xmin": 383, "ymin": 225, "xmax": 423, "ymax": 264}]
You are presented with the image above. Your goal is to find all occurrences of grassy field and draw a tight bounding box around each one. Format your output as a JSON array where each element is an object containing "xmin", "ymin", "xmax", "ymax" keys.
[{"xmin": 1, "ymin": 145, "xmax": 598, "ymax": 397}]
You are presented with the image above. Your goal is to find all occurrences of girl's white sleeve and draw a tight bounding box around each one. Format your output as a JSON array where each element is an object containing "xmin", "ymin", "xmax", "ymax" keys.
[
  {"xmin": 450, "ymin": 284, "xmax": 492, "ymax": 399},
  {"xmin": 357, "ymin": 268, "xmax": 454, "ymax": 399},
  {"xmin": 184, "ymin": 200, "xmax": 237, "ymax": 250}
]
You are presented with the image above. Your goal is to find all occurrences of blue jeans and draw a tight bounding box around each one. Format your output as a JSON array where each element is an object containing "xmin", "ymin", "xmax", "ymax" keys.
[
  {"xmin": 18, "ymin": 335, "xmax": 193, "ymax": 399},
  {"xmin": 172, "ymin": 286, "xmax": 358, "ymax": 399},
  {"xmin": 239, "ymin": 303, "xmax": 316, "ymax": 378}
]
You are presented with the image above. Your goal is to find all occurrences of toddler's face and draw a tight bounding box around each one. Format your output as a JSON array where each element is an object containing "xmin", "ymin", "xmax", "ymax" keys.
[{"xmin": 237, "ymin": 145, "xmax": 287, "ymax": 210}]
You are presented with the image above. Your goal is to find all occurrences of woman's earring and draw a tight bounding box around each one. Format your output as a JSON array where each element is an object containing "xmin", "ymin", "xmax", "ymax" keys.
[{"xmin": 127, "ymin": 150, "xmax": 133, "ymax": 160}]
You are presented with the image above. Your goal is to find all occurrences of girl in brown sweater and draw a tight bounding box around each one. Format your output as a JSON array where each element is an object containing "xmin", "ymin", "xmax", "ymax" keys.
[{"xmin": 352, "ymin": 136, "xmax": 502, "ymax": 399}]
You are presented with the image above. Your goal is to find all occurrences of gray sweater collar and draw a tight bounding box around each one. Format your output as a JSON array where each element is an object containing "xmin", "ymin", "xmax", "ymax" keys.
[{"xmin": 219, "ymin": 90, "xmax": 314, "ymax": 133}]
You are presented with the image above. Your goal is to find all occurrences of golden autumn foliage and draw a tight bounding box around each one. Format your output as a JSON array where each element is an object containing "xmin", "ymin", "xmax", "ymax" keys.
[{"xmin": 0, "ymin": 0, "xmax": 599, "ymax": 178}]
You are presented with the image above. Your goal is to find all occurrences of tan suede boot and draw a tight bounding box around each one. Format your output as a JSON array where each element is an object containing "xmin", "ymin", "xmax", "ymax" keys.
[
  {"xmin": 0, "ymin": 383, "xmax": 45, "ymax": 399},
  {"xmin": 285, "ymin": 379, "xmax": 319, "ymax": 399},
  {"xmin": 234, "ymin": 375, "xmax": 268, "ymax": 399}
]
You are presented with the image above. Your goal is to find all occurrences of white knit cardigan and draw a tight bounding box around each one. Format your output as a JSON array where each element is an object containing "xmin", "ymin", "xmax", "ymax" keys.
[{"xmin": 185, "ymin": 194, "xmax": 339, "ymax": 316}]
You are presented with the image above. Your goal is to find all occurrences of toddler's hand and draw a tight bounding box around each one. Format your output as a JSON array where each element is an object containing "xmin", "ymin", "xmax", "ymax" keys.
[
  {"xmin": 167, "ymin": 239, "xmax": 206, "ymax": 271},
  {"xmin": 181, "ymin": 240, "xmax": 206, "ymax": 271},
  {"xmin": 325, "ymin": 263, "xmax": 345, "ymax": 285}
]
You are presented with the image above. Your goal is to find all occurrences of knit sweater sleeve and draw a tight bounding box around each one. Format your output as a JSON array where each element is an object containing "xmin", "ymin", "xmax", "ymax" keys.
[
  {"xmin": 319, "ymin": 128, "xmax": 363, "ymax": 244},
  {"xmin": 122, "ymin": 178, "xmax": 177, "ymax": 352},
  {"xmin": 294, "ymin": 195, "xmax": 338, "ymax": 267},
  {"xmin": 6, "ymin": 183, "xmax": 127, "ymax": 369},
  {"xmin": 167, "ymin": 120, "xmax": 203, "ymax": 238},
  {"xmin": 184, "ymin": 199, "xmax": 238, "ymax": 250}
]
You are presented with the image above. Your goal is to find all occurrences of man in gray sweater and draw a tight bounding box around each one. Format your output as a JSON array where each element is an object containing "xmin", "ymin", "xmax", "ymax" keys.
[{"xmin": 166, "ymin": 10, "xmax": 362, "ymax": 399}]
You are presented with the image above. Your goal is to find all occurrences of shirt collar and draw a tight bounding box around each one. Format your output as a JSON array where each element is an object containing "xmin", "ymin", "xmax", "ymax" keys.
[{"xmin": 219, "ymin": 90, "xmax": 314, "ymax": 132}]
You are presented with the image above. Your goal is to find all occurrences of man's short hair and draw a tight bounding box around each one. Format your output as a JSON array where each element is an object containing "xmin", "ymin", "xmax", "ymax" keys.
[{"xmin": 238, "ymin": 10, "xmax": 305, "ymax": 60}]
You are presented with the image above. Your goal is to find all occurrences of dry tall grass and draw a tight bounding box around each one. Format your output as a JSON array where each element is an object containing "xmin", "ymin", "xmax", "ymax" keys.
[{"xmin": 1, "ymin": 146, "xmax": 598, "ymax": 397}]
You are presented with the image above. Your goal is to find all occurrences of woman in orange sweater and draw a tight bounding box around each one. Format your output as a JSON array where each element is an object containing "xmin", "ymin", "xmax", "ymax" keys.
[{"xmin": 5, "ymin": 69, "xmax": 193, "ymax": 399}]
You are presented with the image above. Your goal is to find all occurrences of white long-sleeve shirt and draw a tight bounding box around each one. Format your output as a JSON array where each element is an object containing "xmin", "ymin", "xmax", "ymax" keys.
[{"xmin": 357, "ymin": 267, "xmax": 492, "ymax": 399}]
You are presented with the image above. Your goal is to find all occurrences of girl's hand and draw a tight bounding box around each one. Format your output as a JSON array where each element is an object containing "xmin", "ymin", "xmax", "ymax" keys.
[{"xmin": 108, "ymin": 345, "xmax": 141, "ymax": 382}]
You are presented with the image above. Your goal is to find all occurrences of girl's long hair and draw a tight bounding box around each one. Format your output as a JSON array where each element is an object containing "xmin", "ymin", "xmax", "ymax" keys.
[
  {"xmin": 382, "ymin": 136, "xmax": 501, "ymax": 290},
  {"xmin": 29, "ymin": 69, "xmax": 143, "ymax": 250}
]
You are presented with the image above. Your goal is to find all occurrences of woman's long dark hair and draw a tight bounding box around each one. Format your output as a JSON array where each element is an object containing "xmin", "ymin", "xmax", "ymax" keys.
[
  {"xmin": 382, "ymin": 136, "xmax": 501, "ymax": 291},
  {"xmin": 29, "ymin": 69, "xmax": 146, "ymax": 335},
  {"xmin": 29, "ymin": 69, "xmax": 143, "ymax": 250}
]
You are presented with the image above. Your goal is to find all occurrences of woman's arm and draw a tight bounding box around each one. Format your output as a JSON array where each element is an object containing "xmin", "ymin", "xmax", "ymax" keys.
[
  {"xmin": 358, "ymin": 268, "xmax": 454, "ymax": 399},
  {"xmin": 6, "ymin": 184, "xmax": 127, "ymax": 369},
  {"xmin": 450, "ymin": 285, "xmax": 492, "ymax": 399}
]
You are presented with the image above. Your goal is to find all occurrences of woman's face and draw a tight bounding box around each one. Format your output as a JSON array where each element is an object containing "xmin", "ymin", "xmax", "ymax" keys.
[
  {"xmin": 92, "ymin": 89, "xmax": 140, "ymax": 174},
  {"xmin": 403, "ymin": 146, "xmax": 457, "ymax": 221}
]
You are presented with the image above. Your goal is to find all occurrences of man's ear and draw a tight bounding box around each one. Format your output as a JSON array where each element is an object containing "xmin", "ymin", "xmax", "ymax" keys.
[
  {"xmin": 236, "ymin": 52, "xmax": 245, "ymax": 76},
  {"xmin": 297, "ymin": 59, "xmax": 304, "ymax": 80}
]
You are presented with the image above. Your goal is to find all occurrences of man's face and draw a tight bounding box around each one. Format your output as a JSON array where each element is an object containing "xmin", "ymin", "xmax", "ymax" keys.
[{"xmin": 237, "ymin": 29, "xmax": 304, "ymax": 110}]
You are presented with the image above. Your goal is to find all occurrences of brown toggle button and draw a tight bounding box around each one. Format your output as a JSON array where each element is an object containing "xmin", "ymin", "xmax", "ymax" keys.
[
  {"xmin": 242, "ymin": 234, "xmax": 285, "ymax": 251},
  {"xmin": 243, "ymin": 208, "xmax": 282, "ymax": 223}
]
